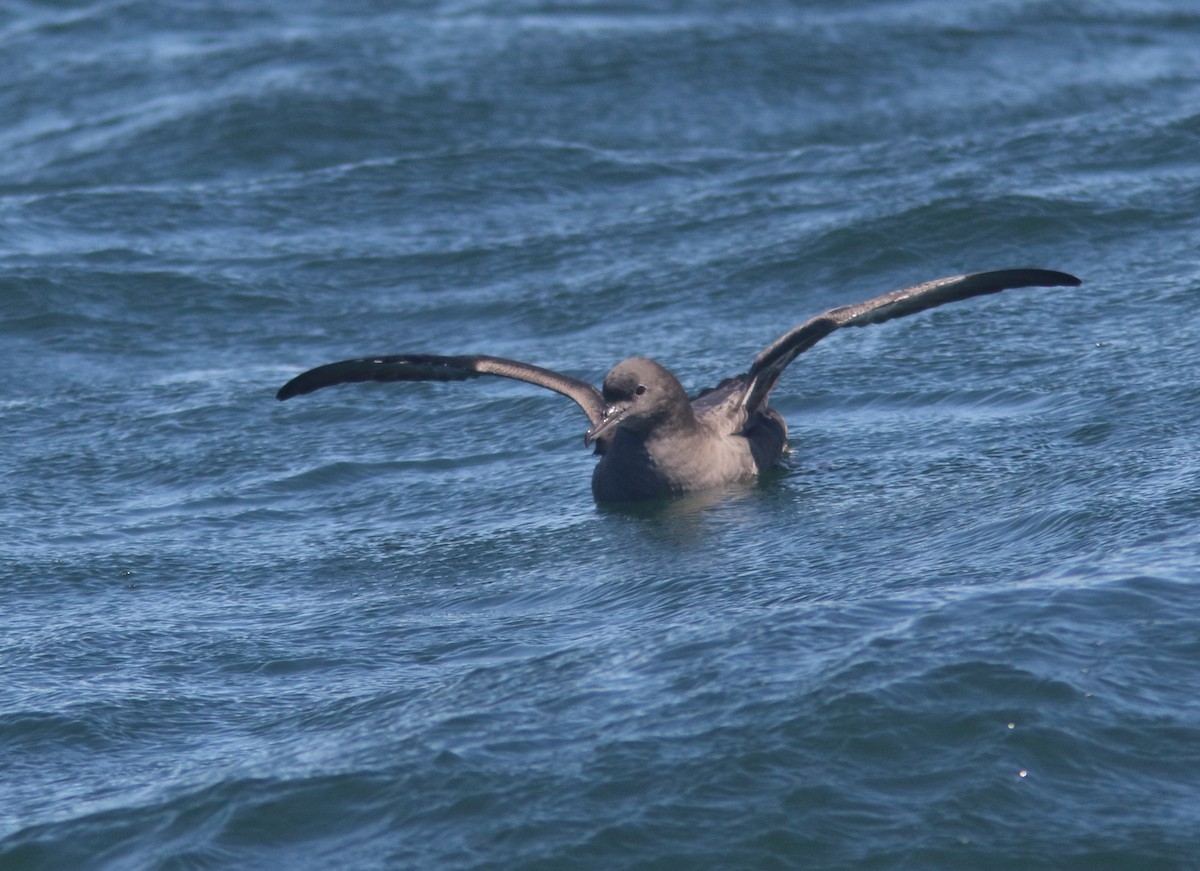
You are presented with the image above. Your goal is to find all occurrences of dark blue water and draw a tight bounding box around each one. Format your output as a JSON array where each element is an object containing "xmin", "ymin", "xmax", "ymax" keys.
[{"xmin": 3, "ymin": 2, "xmax": 1200, "ymax": 868}]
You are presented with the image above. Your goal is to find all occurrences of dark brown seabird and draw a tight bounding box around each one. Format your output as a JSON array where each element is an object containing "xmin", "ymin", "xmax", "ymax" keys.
[{"xmin": 277, "ymin": 269, "xmax": 1081, "ymax": 502}]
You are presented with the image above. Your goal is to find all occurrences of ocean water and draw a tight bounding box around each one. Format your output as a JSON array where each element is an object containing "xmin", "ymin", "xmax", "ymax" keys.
[{"xmin": 3, "ymin": 1, "xmax": 1200, "ymax": 868}]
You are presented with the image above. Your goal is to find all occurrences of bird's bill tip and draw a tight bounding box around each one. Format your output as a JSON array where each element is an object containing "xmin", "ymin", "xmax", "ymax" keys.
[{"xmin": 584, "ymin": 405, "xmax": 625, "ymax": 447}]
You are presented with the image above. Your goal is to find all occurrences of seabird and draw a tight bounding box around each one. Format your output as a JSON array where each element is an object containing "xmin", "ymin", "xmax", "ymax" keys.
[{"xmin": 277, "ymin": 268, "xmax": 1081, "ymax": 502}]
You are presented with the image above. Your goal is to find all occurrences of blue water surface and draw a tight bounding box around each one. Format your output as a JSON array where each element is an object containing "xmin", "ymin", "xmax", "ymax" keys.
[{"xmin": 3, "ymin": 1, "xmax": 1200, "ymax": 869}]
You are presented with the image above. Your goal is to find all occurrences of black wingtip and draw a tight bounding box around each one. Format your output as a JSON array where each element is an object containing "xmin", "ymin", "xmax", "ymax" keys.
[
  {"xmin": 275, "ymin": 379, "xmax": 305, "ymax": 401},
  {"xmin": 996, "ymin": 269, "xmax": 1081, "ymax": 292}
]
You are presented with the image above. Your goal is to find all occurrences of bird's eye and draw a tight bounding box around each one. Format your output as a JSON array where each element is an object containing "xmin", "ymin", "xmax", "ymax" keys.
[{"xmin": 634, "ymin": 385, "xmax": 647, "ymax": 396}]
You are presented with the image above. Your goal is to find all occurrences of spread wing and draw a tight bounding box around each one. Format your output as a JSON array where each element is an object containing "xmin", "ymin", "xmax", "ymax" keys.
[
  {"xmin": 276, "ymin": 353, "xmax": 606, "ymax": 427},
  {"xmin": 740, "ymin": 268, "xmax": 1082, "ymax": 413}
]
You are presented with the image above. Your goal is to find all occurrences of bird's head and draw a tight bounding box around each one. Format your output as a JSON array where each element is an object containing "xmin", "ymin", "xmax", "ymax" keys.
[{"xmin": 584, "ymin": 357, "xmax": 693, "ymax": 448}]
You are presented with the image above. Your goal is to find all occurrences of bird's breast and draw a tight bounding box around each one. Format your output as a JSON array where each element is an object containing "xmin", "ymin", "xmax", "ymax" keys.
[{"xmin": 589, "ymin": 425, "xmax": 763, "ymax": 502}]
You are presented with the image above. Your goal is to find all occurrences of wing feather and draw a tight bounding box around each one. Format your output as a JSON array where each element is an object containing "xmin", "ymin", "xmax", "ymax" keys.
[
  {"xmin": 276, "ymin": 353, "xmax": 606, "ymax": 427},
  {"xmin": 740, "ymin": 268, "xmax": 1082, "ymax": 412}
]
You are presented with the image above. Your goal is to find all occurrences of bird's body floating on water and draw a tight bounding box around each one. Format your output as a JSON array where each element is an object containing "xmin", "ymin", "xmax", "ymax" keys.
[{"xmin": 277, "ymin": 269, "xmax": 1081, "ymax": 502}]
